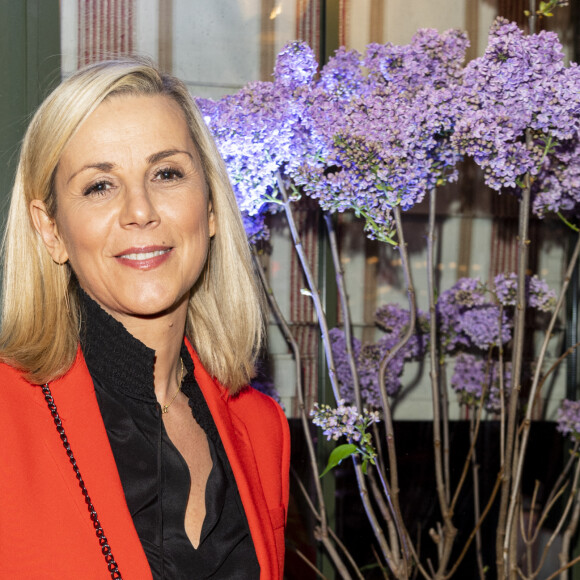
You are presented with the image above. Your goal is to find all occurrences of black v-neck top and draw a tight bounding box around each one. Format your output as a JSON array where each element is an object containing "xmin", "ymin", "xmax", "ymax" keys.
[{"xmin": 79, "ymin": 291, "xmax": 260, "ymax": 579}]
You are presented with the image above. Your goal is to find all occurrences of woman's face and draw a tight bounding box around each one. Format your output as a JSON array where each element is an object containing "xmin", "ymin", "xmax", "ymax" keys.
[{"xmin": 33, "ymin": 94, "xmax": 215, "ymax": 326}]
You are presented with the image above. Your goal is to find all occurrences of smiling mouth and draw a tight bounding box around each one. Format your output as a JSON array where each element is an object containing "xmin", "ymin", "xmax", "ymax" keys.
[{"xmin": 120, "ymin": 249, "xmax": 171, "ymax": 261}]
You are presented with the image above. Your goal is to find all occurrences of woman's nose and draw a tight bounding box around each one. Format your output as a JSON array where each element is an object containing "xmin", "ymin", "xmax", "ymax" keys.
[{"xmin": 119, "ymin": 183, "xmax": 160, "ymax": 228}]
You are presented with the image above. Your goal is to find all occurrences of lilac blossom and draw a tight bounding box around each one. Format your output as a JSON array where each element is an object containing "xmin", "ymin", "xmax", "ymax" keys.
[
  {"xmin": 532, "ymin": 136, "xmax": 580, "ymax": 218},
  {"xmin": 330, "ymin": 304, "xmax": 427, "ymax": 407},
  {"xmin": 241, "ymin": 211, "xmax": 270, "ymax": 245},
  {"xmin": 459, "ymin": 306, "xmax": 511, "ymax": 350},
  {"xmin": 200, "ymin": 22, "xmax": 580, "ymax": 245},
  {"xmin": 197, "ymin": 80, "xmax": 303, "ymax": 216},
  {"xmin": 329, "ymin": 328, "xmax": 361, "ymax": 403},
  {"xmin": 436, "ymin": 278, "xmax": 498, "ymax": 351},
  {"xmin": 451, "ymin": 353, "xmax": 512, "ymax": 412},
  {"xmin": 363, "ymin": 28, "xmax": 468, "ymax": 93},
  {"xmin": 274, "ymin": 41, "xmax": 318, "ymax": 90},
  {"xmin": 311, "ymin": 399, "xmax": 380, "ymax": 443},
  {"xmin": 494, "ymin": 273, "xmax": 557, "ymax": 311},
  {"xmin": 311, "ymin": 400, "xmax": 380, "ymax": 475},
  {"xmin": 437, "ymin": 275, "xmax": 556, "ymax": 353},
  {"xmin": 557, "ymin": 399, "xmax": 580, "ymax": 440},
  {"xmin": 317, "ymin": 46, "xmax": 366, "ymax": 100},
  {"xmin": 330, "ymin": 276, "xmax": 555, "ymax": 409},
  {"xmin": 288, "ymin": 30, "xmax": 468, "ymax": 242},
  {"xmin": 452, "ymin": 17, "xmax": 580, "ymax": 210},
  {"xmin": 197, "ymin": 42, "xmax": 318, "ymax": 217}
]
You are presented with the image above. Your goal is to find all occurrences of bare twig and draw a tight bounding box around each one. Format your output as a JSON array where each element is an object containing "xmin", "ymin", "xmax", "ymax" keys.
[
  {"xmin": 505, "ymin": 233, "xmax": 580, "ymax": 568},
  {"xmin": 531, "ymin": 458, "xmax": 580, "ymax": 578},
  {"xmin": 294, "ymin": 549, "xmax": 330, "ymax": 579},
  {"xmin": 560, "ymin": 460, "xmax": 580, "ymax": 580},
  {"xmin": 276, "ymin": 172, "xmax": 340, "ymax": 400},
  {"xmin": 323, "ymin": 213, "xmax": 363, "ymax": 412},
  {"xmin": 445, "ymin": 471, "xmax": 504, "ymax": 579},
  {"xmin": 377, "ymin": 206, "xmax": 418, "ymax": 576},
  {"xmin": 498, "ymin": 131, "xmax": 533, "ymax": 579},
  {"xmin": 539, "ymin": 441, "xmax": 580, "ymax": 533},
  {"xmin": 328, "ymin": 526, "xmax": 366, "ymax": 580},
  {"xmin": 470, "ymin": 412, "xmax": 486, "ymax": 580}
]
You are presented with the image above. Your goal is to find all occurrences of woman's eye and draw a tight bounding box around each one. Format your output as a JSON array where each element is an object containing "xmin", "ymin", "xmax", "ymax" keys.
[
  {"xmin": 82, "ymin": 180, "xmax": 111, "ymax": 196},
  {"xmin": 154, "ymin": 167, "xmax": 183, "ymax": 181}
]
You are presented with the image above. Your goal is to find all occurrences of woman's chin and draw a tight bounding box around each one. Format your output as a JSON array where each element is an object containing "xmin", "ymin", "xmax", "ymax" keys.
[{"xmin": 88, "ymin": 289, "xmax": 191, "ymax": 325}]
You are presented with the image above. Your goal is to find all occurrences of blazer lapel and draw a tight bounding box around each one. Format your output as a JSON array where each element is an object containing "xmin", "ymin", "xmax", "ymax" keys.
[{"xmin": 187, "ymin": 343, "xmax": 277, "ymax": 578}]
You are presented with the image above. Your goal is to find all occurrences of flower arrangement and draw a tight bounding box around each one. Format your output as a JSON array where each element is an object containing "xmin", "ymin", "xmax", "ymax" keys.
[{"xmin": 200, "ymin": 5, "xmax": 580, "ymax": 579}]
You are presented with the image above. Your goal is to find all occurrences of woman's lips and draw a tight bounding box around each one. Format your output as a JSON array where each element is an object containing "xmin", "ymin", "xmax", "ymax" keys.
[{"xmin": 115, "ymin": 247, "xmax": 173, "ymax": 270}]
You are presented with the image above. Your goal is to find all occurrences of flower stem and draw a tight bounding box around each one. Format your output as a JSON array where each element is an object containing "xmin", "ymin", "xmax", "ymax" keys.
[
  {"xmin": 376, "ymin": 205, "xmax": 420, "ymax": 575},
  {"xmin": 276, "ymin": 172, "xmax": 340, "ymax": 400},
  {"xmin": 504, "ymin": 233, "xmax": 580, "ymax": 572},
  {"xmin": 498, "ymin": 131, "xmax": 533, "ymax": 579},
  {"xmin": 323, "ymin": 213, "xmax": 363, "ymax": 412}
]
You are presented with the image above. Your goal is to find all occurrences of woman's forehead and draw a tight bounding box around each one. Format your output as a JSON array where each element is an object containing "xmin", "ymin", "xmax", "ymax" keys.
[{"xmin": 57, "ymin": 94, "xmax": 201, "ymax": 175}]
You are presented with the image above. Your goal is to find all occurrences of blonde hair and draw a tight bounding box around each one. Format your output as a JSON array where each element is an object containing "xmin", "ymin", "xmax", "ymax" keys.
[{"xmin": 0, "ymin": 58, "xmax": 264, "ymax": 392}]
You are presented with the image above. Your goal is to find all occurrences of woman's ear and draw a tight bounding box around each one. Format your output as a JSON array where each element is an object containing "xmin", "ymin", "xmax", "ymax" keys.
[
  {"xmin": 29, "ymin": 200, "xmax": 69, "ymax": 264},
  {"xmin": 208, "ymin": 201, "xmax": 216, "ymax": 238}
]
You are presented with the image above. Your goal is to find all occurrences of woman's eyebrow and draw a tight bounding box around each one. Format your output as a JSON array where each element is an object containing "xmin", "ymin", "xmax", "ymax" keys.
[
  {"xmin": 147, "ymin": 149, "xmax": 194, "ymax": 165},
  {"xmin": 68, "ymin": 162, "xmax": 115, "ymax": 184}
]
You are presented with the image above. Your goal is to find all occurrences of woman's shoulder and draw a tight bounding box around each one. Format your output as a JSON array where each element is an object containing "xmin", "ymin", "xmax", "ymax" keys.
[
  {"xmin": 0, "ymin": 360, "xmax": 35, "ymax": 394},
  {"xmin": 228, "ymin": 386, "xmax": 290, "ymax": 460},
  {"xmin": 231, "ymin": 386, "xmax": 287, "ymax": 429},
  {"xmin": 0, "ymin": 361, "xmax": 46, "ymax": 427}
]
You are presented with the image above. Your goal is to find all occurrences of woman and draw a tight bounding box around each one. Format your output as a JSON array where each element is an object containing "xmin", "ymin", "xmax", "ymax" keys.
[{"xmin": 0, "ymin": 59, "xmax": 289, "ymax": 579}]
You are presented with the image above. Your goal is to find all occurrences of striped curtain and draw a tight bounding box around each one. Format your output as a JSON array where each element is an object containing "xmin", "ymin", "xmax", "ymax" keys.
[{"xmin": 77, "ymin": 0, "xmax": 135, "ymax": 67}]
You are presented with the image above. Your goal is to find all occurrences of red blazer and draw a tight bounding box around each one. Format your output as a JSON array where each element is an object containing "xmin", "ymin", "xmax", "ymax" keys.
[{"xmin": 0, "ymin": 342, "xmax": 290, "ymax": 579}]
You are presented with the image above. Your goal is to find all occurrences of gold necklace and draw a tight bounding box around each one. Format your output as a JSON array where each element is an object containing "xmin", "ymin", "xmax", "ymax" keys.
[{"xmin": 161, "ymin": 357, "xmax": 185, "ymax": 414}]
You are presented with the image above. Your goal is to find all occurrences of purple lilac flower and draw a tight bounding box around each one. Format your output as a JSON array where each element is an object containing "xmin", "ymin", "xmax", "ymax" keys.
[
  {"xmin": 289, "ymin": 30, "xmax": 467, "ymax": 242},
  {"xmin": 318, "ymin": 47, "xmax": 366, "ymax": 99},
  {"xmin": 437, "ymin": 278, "xmax": 494, "ymax": 351},
  {"xmin": 363, "ymin": 28, "xmax": 468, "ymax": 93},
  {"xmin": 451, "ymin": 353, "xmax": 512, "ymax": 412},
  {"xmin": 494, "ymin": 272, "xmax": 557, "ymax": 311},
  {"xmin": 274, "ymin": 41, "xmax": 318, "ymax": 91},
  {"xmin": 557, "ymin": 399, "xmax": 580, "ymax": 440},
  {"xmin": 533, "ymin": 136, "xmax": 580, "ymax": 218},
  {"xmin": 329, "ymin": 329, "xmax": 403, "ymax": 406},
  {"xmin": 329, "ymin": 327, "xmax": 362, "ymax": 404},
  {"xmin": 452, "ymin": 17, "xmax": 580, "ymax": 207},
  {"xmin": 528, "ymin": 276, "xmax": 557, "ymax": 311},
  {"xmin": 197, "ymin": 43, "xmax": 318, "ymax": 217},
  {"xmin": 241, "ymin": 211, "xmax": 270, "ymax": 245},
  {"xmin": 310, "ymin": 399, "xmax": 380, "ymax": 443},
  {"xmin": 330, "ymin": 304, "xmax": 427, "ymax": 407},
  {"xmin": 458, "ymin": 306, "xmax": 511, "ymax": 350}
]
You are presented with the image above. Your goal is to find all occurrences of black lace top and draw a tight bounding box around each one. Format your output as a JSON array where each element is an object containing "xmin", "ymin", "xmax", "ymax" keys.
[{"xmin": 79, "ymin": 291, "xmax": 260, "ymax": 579}]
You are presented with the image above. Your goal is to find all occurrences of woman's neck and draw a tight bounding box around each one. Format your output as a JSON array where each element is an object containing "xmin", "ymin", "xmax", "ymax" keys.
[{"xmin": 102, "ymin": 297, "xmax": 189, "ymax": 405}]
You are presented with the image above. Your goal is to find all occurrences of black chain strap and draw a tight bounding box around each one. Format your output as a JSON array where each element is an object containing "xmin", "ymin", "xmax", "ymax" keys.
[{"xmin": 42, "ymin": 383, "xmax": 123, "ymax": 579}]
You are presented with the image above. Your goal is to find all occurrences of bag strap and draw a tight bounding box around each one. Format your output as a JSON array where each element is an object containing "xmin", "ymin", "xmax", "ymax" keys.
[{"xmin": 42, "ymin": 383, "xmax": 123, "ymax": 579}]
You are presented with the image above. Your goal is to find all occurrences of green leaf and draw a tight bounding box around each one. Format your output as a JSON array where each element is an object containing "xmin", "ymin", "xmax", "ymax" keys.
[
  {"xmin": 362, "ymin": 459, "xmax": 369, "ymax": 474},
  {"xmin": 319, "ymin": 444, "xmax": 357, "ymax": 478}
]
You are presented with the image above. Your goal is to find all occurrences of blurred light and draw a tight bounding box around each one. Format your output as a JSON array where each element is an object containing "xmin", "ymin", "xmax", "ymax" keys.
[{"xmin": 270, "ymin": 4, "xmax": 282, "ymax": 19}]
